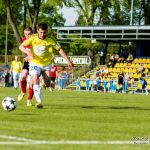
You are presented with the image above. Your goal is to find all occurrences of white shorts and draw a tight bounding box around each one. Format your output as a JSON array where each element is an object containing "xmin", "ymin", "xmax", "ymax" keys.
[
  {"xmin": 29, "ymin": 62, "xmax": 51, "ymax": 77},
  {"xmin": 12, "ymin": 72, "xmax": 20, "ymax": 80}
]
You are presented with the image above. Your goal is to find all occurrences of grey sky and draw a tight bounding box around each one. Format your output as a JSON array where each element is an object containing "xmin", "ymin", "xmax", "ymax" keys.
[{"xmin": 61, "ymin": 6, "xmax": 78, "ymax": 26}]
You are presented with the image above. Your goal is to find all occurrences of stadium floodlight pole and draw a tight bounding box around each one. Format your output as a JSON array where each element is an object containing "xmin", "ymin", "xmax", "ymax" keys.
[
  {"xmin": 5, "ymin": 12, "xmax": 8, "ymax": 65},
  {"xmin": 129, "ymin": 0, "xmax": 134, "ymax": 45},
  {"xmin": 130, "ymin": 0, "xmax": 134, "ymax": 25}
]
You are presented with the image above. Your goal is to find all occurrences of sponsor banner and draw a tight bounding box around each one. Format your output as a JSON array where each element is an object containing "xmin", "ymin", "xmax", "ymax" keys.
[{"xmin": 54, "ymin": 56, "xmax": 91, "ymax": 65}]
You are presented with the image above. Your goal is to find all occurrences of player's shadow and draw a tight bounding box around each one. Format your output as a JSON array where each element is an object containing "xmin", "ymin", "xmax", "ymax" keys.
[
  {"xmin": 81, "ymin": 106, "xmax": 150, "ymax": 111},
  {"xmin": 46, "ymin": 104, "xmax": 150, "ymax": 111},
  {"xmin": 16, "ymin": 113, "xmax": 40, "ymax": 115}
]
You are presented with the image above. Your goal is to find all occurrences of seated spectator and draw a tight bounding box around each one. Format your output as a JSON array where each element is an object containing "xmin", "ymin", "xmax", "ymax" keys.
[
  {"xmin": 117, "ymin": 55, "xmax": 125, "ymax": 63},
  {"xmin": 126, "ymin": 53, "xmax": 133, "ymax": 63},
  {"xmin": 103, "ymin": 67, "xmax": 109, "ymax": 74},
  {"xmin": 114, "ymin": 54, "xmax": 119, "ymax": 62},
  {"xmin": 136, "ymin": 63, "xmax": 144, "ymax": 74},
  {"xmin": 107, "ymin": 54, "xmax": 115, "ymax": 67}
]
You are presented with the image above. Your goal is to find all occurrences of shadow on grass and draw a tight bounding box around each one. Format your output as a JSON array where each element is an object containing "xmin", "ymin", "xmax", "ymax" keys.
[
  {"xmin": 16, "ymin": 113, "xmax": 40, "ymax": 115},
  {"xmin": 46, "ymin": 104, "xmax": 150, "ymax": 111},
  {"xmin": 81, "ymin": 106, "xmax": 150, "ymax": 110}
]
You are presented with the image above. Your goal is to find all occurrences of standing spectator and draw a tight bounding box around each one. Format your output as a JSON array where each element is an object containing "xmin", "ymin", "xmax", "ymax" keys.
[
  {"xmin": 89, "ymin": 78, "xmax": 94, "ymax": 91},
  {"xmin": 94, "ymin": 76, "xmax": 100, "ymax": 91},
  {"xmin": 49, "ymin": 63, "xmax": 57, "ymax": 91},
  {"xmin": 10, "ymin": 55, "xmax": 22, "ymax": 89},
  {"xmin": 124, "ymin": 72, "xmax": 130, "ymax": 93},
  {"xmin": 102, "ymin": 77, "xmax": 107, "ymax": 93},
  {"xmin": 85, "ymin": 77, "xmax": 90, "ymax": 91},
  {"xmin": 60, "ymin": 67, "xmax": 68, "ymax": 89},
  {"xmin": 0, "ymin": 70, "xmax": 2, "ymax": 81},
  {"xmin": 141, "ymin": 77, "xmax": 148, "ymax": 95},
  {"xmin": 57, "ymin": 74, "xmax": 62, "ymax": 90},
  {"xmin": 76, "ymin": 77, "xmax": 81, "ymax": 91},
  {"xmin": 112, "ymin": 78, "xmax": 117, "ymax": 93},
  {"xmin": 109, "ymin": 78, "xmax": 113, "ymax": 93},
  {"xmin": 4, "ymin": 69, "xmax": 10, "ymax": 87},
  {"xmin": 118, "ymin": 72, "xmax": 124, "ymax": 93}
]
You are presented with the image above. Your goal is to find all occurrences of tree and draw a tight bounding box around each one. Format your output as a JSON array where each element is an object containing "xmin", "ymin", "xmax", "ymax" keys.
[
  {"xmin": 0, "ymin": 0, "xmax": 66, "ymax": 55},
  {"xmin": 4, "ymin": 0, "xmax": 42, "ymax": 43},
  {"xmin": 5, "ymin": 0, "xmax": 22, "ymax": 43},
  {"xmin": 142, "ymin": 1, "xmax": 150, "ymax": 25}
]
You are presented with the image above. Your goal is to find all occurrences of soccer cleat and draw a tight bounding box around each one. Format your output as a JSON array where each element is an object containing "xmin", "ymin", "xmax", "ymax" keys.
[
  {"xmin": 18, "ymin": 93, "xmax": 25, "ymax": 101},
  {"xmin": 35, "ymin": 103, "xmax": 43, "ymax": 109},
  {"xmin": 27, "ymin": 100, "xmax": 32, "ymax": 106},
  {"xmin": 41, "ymin": 84, "xmax": 46, "ymax": 90}
]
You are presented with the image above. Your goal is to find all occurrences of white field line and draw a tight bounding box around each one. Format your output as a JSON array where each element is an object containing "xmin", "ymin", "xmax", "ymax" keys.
[{"xmin": 0, "ymin": 135, "xmax": 148, "ymax": 145}]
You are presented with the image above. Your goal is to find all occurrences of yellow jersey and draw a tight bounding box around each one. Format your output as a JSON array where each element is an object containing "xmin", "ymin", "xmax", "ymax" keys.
[
  {"xmin": 22, "ymin": 34, "xmax": 60, "ymax": 66},
  {"xmin": 11, "ymin": 61, "xmax": 22, "ymax": 73}
]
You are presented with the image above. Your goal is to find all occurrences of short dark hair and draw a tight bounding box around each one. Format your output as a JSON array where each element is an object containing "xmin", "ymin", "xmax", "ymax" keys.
[
  {"xmin": 38, "ymin": 23, "xmax": 48, "ymax": 30},
  {"xmin": 24, "ymin": 26, "xmax": 33, "ymax": 32}
]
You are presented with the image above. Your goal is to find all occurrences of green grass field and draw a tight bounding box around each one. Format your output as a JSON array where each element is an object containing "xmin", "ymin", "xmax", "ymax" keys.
[{"xmin": 0, "ymin": 87, "xmax": 150, "ymax": 150}]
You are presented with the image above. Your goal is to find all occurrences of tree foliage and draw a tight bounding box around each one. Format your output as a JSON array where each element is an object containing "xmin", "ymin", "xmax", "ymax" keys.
[
  {"xmin": 0, "ymin": 0, "xmax": 150, "ymax": 59},
  {"xmin": 0, "ymin": 0, "xmax": 66, "ymax": 55}
]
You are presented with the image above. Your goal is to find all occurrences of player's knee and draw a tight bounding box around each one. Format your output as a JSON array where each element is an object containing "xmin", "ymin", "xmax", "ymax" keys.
[
  {"xmin": 21, "ymin": 76, "xmax": 26, "ymax": 80},
  {"xmin": 45, "ymin": 80, "xmax": 50, "ymax": 87}
]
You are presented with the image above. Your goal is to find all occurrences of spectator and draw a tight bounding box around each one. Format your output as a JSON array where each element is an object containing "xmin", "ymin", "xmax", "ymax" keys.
[
  {"xmin": 137, "ymin": 63, "xmax": 144, "ymax": 74},
  {"xmin": 89, "ymin": 78, "xmax": 94, "ymax": 91},
  {"xmin": 60, "ymin": 67, "xmax": 68, "ymax": 89},
  {"xmin": 49, "ymin": 63, "xmax": 57, "ymax": 91},
  {"xmin": 102, "ymin": 77, "xmax": 107, "ymax": 93},
  {"xmin": 76, "ymin": 77, "xmax": 81, "ymax": 91},
  {"xmin": 126, "ymin": 53, "xmax": 133, "ymax": 63},
  {"xmin": 4, "ymin": 69, "xmax": 10, "ymax": 87},
  {"xmin": 118, "ymin": 72, "xmax": 124, "ymax": 93},
  {"xmin": 10, "ymin": 55, "xmax": 22, "ymax": 89},
  {"xmin": 112, "ymin": 78, "xmax": 117, "ymax": 93},
  {"xmin": 107, "ymin": 54, "xmax": 115, "ymax": 67},
  {"xmin": 124, "ymin": 72, "xmax": 130, "ymax": 93},
  {"xmin": 85, "ymin": 77, "xmax": 90, "ymax": 91},
  {"xmin": 109, "ymin": 78, "xmax": 113, "ymax": 93},
  {"xmin": 141, "ymin": 78, "xmax": 148, "ymax": 95},
  {"xmin": 94, "ymin": 76, "xmax": 100, "ymax": 91}
]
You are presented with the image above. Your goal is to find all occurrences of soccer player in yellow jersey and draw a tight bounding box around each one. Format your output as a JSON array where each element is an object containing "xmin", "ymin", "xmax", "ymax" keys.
[
  {"xmin": 19, "ymin": 23, "xmax": 73, "ymax": 108},
  {"xmin": 10, "ymin": 55, "xmax": 22, "ymax": 89}
]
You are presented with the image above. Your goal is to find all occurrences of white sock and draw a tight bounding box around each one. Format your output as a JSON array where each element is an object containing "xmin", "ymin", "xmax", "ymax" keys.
[
  {"xmin": 33, "ymin": 84, "xmax": 42, "ymax": 103},
  {"xmin": 145, "ymin": 89, "xmax": 148, "ymax": 95},
  {"xmin": 14, "ymin": 80, "xmax": 18, "ymax": 88}
]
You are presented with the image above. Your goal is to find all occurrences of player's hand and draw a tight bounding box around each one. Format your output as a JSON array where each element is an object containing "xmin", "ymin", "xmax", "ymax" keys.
[
  {"xmin": 24, "ymin": 56, "xmax": 29, "ymax": 62},
  {"xmin": 24, "ymin": 53, "xmax": 33, "ymax": 62},
  {"xmin": 26, "ymin": 52, "xmax": 33, "ymax": 60},
  {"xmin": 67, "ymin": 60, "xmax": 74, "ymax": 69}
]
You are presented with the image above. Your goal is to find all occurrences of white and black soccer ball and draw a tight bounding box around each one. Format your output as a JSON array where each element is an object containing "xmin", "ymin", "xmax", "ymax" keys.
[{"xmin": 2, "ymin": 97, "xmax": 17, "ymax": 111}]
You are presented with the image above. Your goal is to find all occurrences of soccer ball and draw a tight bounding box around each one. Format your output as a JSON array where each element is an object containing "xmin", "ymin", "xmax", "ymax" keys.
[{"xmin": 2, "ymin": 97, "xmax": 17, "ymax": 111}]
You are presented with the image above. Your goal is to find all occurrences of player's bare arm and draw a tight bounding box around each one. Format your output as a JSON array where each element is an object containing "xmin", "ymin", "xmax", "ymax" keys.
[
  {"xmin": 59, "ymin": 48, "xmax": 73, "ymax": 68},
  {"xmin": 19, "ymin": 43, "xmax": 33, "ymax": 60}
]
